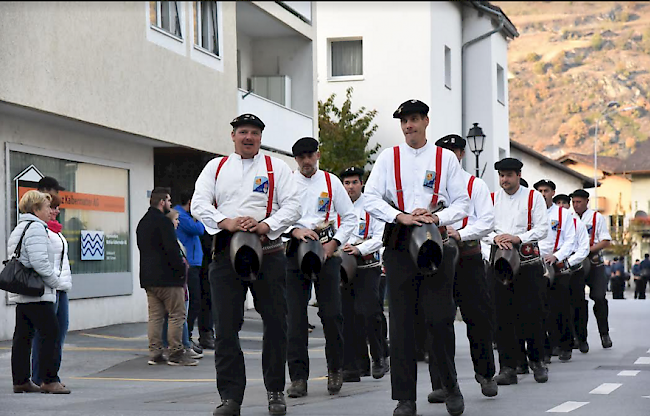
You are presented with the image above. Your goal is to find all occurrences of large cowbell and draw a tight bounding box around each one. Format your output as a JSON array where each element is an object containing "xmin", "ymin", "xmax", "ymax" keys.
[
  {"xmin": 229, "ymin": 232, "xmax": 263, "ymax": 281},
  {"xmin": 297, "ymin": 239, "xmax": 325, "ymax": 281},
  {"xmin": 339, "ymin": 251, "xmax": 357, "ymax": 286},
  {"xmin": 493, "ymin": 247, "xmax": 520, "ymax": 286},
  {"xmin": 408, "ymin": 223, "xmax": 444, "ymax": 273},
  {"xmin": 543, "ymin": 261, "xmax": 555, "ymax": 286}
]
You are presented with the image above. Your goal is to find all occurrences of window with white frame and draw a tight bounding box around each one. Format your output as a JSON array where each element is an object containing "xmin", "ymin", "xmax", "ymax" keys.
[
  {"xmin": 194, "ymin": 1, "xmax": 219, "ymax": 56},
  {"xmin": 444, "ymin": 46, "xmax": 451, "ymax": 90},
  {"xmin": 497, "ymin": 63, "xmax": 505, "ymax": 105},
  {"xmin": 149, "ymin": 1, "xmax": 183, "ymax": 39},
  {"xmin": 330, "ymin": 39, "xmax": 363, "ymax": 78}
]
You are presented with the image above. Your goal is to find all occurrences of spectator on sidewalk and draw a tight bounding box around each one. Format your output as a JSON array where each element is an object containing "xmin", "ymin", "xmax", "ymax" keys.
[
  {"xmin": 31, "ymin": 192, "xmax": 73, "ymax": 388},
  {"xmin": 610, "ymin": 257, "xmax": 626, "ymax": 299},
  {"xmin": 136, "ymin": 187, "xmax": 196, "ymax": 366},
  {"xmin": 640, "ymin": 254, "xmax": 650, "ymax": 298},
  {"xmin": 632, "ymin": 259, "xmax": 645, "ymax": 299},
  {"xmin": 173, "ymin": 191, "xmax": 208, "ymax": 351}
]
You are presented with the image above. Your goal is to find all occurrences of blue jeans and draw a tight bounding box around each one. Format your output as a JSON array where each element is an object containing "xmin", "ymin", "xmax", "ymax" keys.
[
  {"xmin": 32, "ymin": 291, "xmax": 68, "ymax": 385},
  {"xmin": 163, "ymin": 300, "xmax": 190, "ymax": 348}
]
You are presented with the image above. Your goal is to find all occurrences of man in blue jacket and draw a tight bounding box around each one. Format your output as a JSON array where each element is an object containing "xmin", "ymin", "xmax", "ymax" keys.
[{"xmin": 174, "ymin": 190, "xmax": 208, "ymax": 348}]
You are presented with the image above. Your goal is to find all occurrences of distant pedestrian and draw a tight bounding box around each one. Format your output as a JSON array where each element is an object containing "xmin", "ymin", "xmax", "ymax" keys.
[
  {"xmin": 136, "ymin": 187, "xmax": 196, "ymax": 366},
  {"xmin": 610, "ymin": 257, "xmax": 626, "ymax": 299},
  {"xmin": 632, "ymin": 259, "xmax": 645, "ymax": 299},
  {"xmin": 640, "ymin": 254, "xmax": 650, "ymax": 297}
]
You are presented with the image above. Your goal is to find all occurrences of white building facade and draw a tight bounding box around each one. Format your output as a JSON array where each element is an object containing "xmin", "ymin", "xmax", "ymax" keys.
[
  {"xmin": 0, "ymin": 1, "xmax": 316, "ymax": 340},
  {"xmin": 316, "ymin": 1, "xmax": 517, "ymax": 190}
]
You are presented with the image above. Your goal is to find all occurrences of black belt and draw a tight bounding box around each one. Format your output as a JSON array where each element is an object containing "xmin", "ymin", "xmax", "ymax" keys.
[{"xmin": 458, "ymin": 239, "xmax": 480, "ymax": 257}]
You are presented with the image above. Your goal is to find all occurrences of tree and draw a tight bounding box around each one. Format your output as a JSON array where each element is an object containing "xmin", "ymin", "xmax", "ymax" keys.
[{"xmin": 318, "ymin": 87, "xmax": 380, "ymax": 177}]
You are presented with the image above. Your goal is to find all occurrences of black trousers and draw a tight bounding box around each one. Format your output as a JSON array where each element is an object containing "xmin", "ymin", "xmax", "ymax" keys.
[
  {"xmin": 611, "ymin": 276, "xmax": 626, "ymax": 299},
  {"xmin": 583, "ymin": 263, "xmax": 609, "ymax": 336},
  {"xmin": 569, "ymin": 268, "xmax": 587, "ymax": 342},
  {"xmin": 198, "ymin": 261, "xmax": 215, "ymax": 338},
  {"xmin": 494, "ymin": 260, "xmax": 546, "ymax": 369},
  {"xmin": 634, "ymin": 277, "xmax": 647, "ymax": 299},
  {"xmin": 12, "ymin": 302, "xmax": 60, "ymax": 385},
  {"xmin": 384, "ymin": 242, "xmax": 458, "ymax": 401},
  {"xmin": 545, "ymin": 273, "xmax": 573, "ymax": 352},
  {"xmin": 287, "ymin": 254, "xmax": 344, "ymax": 380},
  {"xmin": 379, "ymin": 271, "xmax": 390, "ymax": 359},
  {"xmin": 209, "ymin": 250, "xmax": 287, "ymax": 404},
  {"xmin": 342, "ymin": 265, "xmax": 384, "ymax": 371},
  {"xmin": 429, "ymin": 251, "xmax": 495, "ymax": 389}
]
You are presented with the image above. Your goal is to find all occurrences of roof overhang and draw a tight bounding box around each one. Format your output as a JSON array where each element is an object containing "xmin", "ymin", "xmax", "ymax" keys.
[{"xmin": 466, "ymin": 1, "xmax": 519, "ymax": 39}]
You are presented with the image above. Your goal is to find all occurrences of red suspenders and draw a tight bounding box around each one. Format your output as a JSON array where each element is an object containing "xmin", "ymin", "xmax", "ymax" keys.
[
  {"xmin": 589, "ymin": 211, "xmax": 597, "ymax": 246},
  {"xmin": 214, "ymin": 155, "xmax": 275, "ymax": 218},
  {"xmin": 553, "ymin": 207, "xmax": 563, "ymax": 252},
  {"xmin": 324, "ymin": 171, "xmax": 333, "ymax": 223},
  {"xmin": 460, "ymin": 176, "xmax": 476, "ymax": 229},
  {"xmin": 527, "ymin": 190, "xmax": 534, "ymax": 231},
  {"xmin": 338, "ymin": 211, "xmax": 370, "ymax": 238},
  {"xmin": 393, "ymin": 146, "xmax": 442, "ymax": 211}
]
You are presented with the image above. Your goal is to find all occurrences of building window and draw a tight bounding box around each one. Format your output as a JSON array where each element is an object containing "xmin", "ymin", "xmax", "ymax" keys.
[
  {"xmin": 444, "ymin": 46, "xmax": 451, "ymax": 90},
  {"xmin": 496, "ymin": 63, "xmax": 505, "ymax": 105},
  {"xmin": 330, "ymin": 39, "xmax": 363, "ymax": 78},
  {"xmin": 150, "ymin": 1, "xmax": 183, "ymax": 39},
  {"xmin": 194, "ymin": 1, "xmax": 219, "ymax": 56}
]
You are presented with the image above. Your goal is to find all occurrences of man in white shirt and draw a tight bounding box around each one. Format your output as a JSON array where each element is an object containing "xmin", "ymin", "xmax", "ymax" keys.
[
  {"xmin": 533, "ymin": 180, "xmax": 576, "ymax": 363},
  {"xmin": 485, "ymin": 158, "xmax": 549, "ymax": 386},
  {"xmin": 338, "ymin": 166, "xmax": 389, "ymax": 383},
  {"xmin": 191, "ymin": 114, "xmax": 301, "ymax": 416},
  {"xmin": 427, "ymin": 134, "xmax": 497, "ymax": 404},
  {"xmin": 570, "ymin": 189, "xmax": 613, "ymax": 350},
  {"xmin": 285, "ymin": 137, "xmax": 356, "ymax": 398},
  {"xmin": 364, "ymin": 100, "xmax": 470, "ymax": 416},
  {"xmin": 552, "ymin": 194, "xmax": 590, "ymax": 353}
]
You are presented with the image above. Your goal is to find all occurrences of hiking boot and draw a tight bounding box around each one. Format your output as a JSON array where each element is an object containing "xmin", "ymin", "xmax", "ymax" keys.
[
  {"xmin": 494, "ymin": 367, "xmax": 518, "ymax": 385},
  {"xmin": 40, "ymin": 382, "xmax": 70, "ymax": 394},
  {"xmin": 445, "ymin": 384, "xmax": 464, "ymax": 416},
  {"xmin": 579, "ymin": 340, "xmax": 589, "ymax": 353},
  {"xmin": 529, "ymin": 361, "xmax": 549, "ymax": 383},
  {"xmin": 551, "ymin": 346, "xmax": 561, "ymax": 357},
  {"xmin": 148, "ymin": 354, "xmax": 167, "ymax": 365},
  {"xmin": 475, "ymin": 374, "xmax": 498, "ymax": 397},
  {"xmin": 342, "ymin": 369, "xmax": 361, "ymax": 383},
  {"xmin": 200, "ymin": 336, "xmax": 216, "ymax": 350},
  {"xmin": 543, "ymin": 354, "xmax": 552, "ymax": 365},
  {"xmin": 558, "ymin": 350, "xmax": 572, "ymax": 362},
  {"xmin": 167, "ymin": 349, "xmax": 199, "ymax": 366},
  {"xmin": 287, "ymin": 379, "xmax": 307, "ymax": 398},
  {"xmin": 601, "ymin": 333, "xmax": 613, "ymax": 348},
  {"xmin": 516, "ymin": 363, "xmax": 529, "ymax": 374},
  {"xmin": 267, "ymin": 391, "xmax": 286, "ymax": 415},
  {"xmin": 372, "ymin": 357, "xmax": 389, "ymax": 379},
  {"xmin": 327, "ymin": 369, "xmax": 343, "ymax": 395},
  {"xmin": 427, "ymin": 388, "xmax": 447, "ymax": 403},
  {"xmin": 13, "ymin": 381, "xmax": 41, "ymax": 393},
  {"xmin": 213, "ymin": 399, "xmax": 240, "ymax": 416},
  {"xmin": 393, "ymin": 400, "xmax": 416, "ymax": 416}
]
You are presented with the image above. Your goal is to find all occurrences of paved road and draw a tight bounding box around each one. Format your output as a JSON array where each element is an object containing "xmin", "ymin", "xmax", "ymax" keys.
[{"xmin": 1, "ymin": 286, "xmax": 649, "ymax": 416}]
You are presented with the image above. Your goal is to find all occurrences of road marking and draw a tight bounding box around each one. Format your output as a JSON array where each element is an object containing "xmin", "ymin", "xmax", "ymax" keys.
[
  {"xmin": 589, "ymin": 383, "xmax": 622, "ymax": 395},
  {"xmin": 634, "ymin": 357, "xmax": 650, "ymax": 365},
  {"xmin": 0, "ymin": 346, "xmax": 261, "ymax": 355},
  {"xmin": 547, "ymin": 401, "xmax": 589, "ymax": 413},
  {"xmin": 71, "ymin": 376, "xmax": 261, "ymax": 382},
  {"xmin": 618, "ymin": 370, "xmax": 640, "ymax": 376},
  {"xmin": 81, "ymin": 333, "xmax": 146, "ymax": 341}
]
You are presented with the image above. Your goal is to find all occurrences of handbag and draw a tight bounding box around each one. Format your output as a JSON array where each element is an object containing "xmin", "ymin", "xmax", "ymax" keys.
[{"xmin": 0, "ymin": 221, "xmax": 45, "ymax": 297}]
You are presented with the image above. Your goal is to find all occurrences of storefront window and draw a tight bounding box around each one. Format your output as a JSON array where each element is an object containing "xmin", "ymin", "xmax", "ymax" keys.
[{"xmin": 10, "ymin": 151, "xmax": 130, "ymax": 275}]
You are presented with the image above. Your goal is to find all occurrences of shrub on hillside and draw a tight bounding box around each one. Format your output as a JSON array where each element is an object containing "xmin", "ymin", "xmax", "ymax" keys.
[
  {"xmin": 533, "ymin": 61, "xmax": 547, "ymax": 75},
  {"xmin": 592, "ymin": 33, "xmax": 604, "ymax": 50},
  {"xmin": 526, "ymin": 52, "xmax": 541, "ymax": 62}
]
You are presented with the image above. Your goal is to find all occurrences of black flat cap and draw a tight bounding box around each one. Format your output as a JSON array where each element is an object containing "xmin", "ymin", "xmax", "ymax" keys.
[
  {"xmin": 435, "ymin": 134, "xmax": 466, "ymax": 150},
  {"xmin": 292, "ymin": 137, "xmax": 319, "ymax": 157},
  {"xmin": 570, "ymin": 189, "xmax": 590, "ymax": 199},
  {"xmin": 520, "ymin": 178, "xmax": 529, "ymax": 187},
  {"xmin": 494, "ymin": 157, "xmax": 523, "ymax": 171},
  {"xmin": 230, "ymin": 113, "xmax": 265, "ymax": 131},
  {"xmin": 340, "ymin": 166, "xmax": 365, "ymax": 180},
  {"xmin": 553, "ymin": 194, "xmax": 571, "ymax": 204},
  {"xmin": 393, "ymin": 99, "xmax": 429, "ymax": 118},
  {"xmin": 38, "ymin": 176, "xmax": 65, "ymax": 191},
  {"xmin": 533, "ymin": 179, "xmax": 556, "ymax": 191}
]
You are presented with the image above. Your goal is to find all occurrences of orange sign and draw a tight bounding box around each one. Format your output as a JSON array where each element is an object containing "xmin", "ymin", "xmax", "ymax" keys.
[{"xmin": 18, "ymin": 187, "xmax": 125, "ymax": 213}]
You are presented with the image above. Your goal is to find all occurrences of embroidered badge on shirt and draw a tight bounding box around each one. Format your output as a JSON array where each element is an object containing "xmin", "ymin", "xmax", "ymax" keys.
[
  {"xmin": 359, "ymin": 221, "xmax": 367, "ymax": 237},
  {"xmin": 253, "ymin": 176, "xmax": 269, "ymax": 194},
  {"xmin": 551, "ymin": 219, "xmax": 559, "ymax": 231},
  {"xmin": 423, "ymin": 170, "xmax": 436, "ymax": 188},
  {"xmin": 587, "ymin": 224, "xmax": 593, "ymax": 234},
  {"xmin": 317, "ymin": 192, "xmax": 331, "ymax": 212}
]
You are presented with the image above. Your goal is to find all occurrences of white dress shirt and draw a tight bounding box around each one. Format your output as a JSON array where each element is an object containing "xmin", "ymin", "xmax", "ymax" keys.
[
  {"xmin": 577, "ymin": 208, "xmax": 612, "ymax": 246},
  {"xmin": 364, "ymin": 142, "xmax": 470, "ymax": 226},
  {"xmin": 292, "ymin": 169, "xmax": 356, "ymax": 245},
  {"xmin": 191, "ymin": 152, "xmax": 301, "ymax": 241},
  {"xmin": 538, "ymin": 204, "xmax": 575, "ymax": 262},
  {"xmin": 485, "ymin": 186, "xmax": 549, "ymax": 244},
  {"xmin": 567, "ymin": 212, "xmax": 590, "ymax": 267},
  {"xmin": 450, "ymin": 171, "xmax": 494, "ymax": 241},
  {"xmin": 345, "ymin": 193, "xmax": 385, "ymax": 256}
]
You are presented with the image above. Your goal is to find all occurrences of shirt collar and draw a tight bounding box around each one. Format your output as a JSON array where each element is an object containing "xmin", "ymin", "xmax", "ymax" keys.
[{"xmin": 403, "ymin": 140, "xmax": 430, "ymax": 155}]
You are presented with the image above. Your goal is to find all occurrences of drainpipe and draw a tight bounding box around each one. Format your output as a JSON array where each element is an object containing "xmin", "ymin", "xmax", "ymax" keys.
[{"xmin": 461, "ymin": 4, "xmax": 504, "ymax": 175}]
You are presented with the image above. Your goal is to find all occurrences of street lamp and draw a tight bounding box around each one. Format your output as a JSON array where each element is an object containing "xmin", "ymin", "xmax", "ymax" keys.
[
  {"xmin": 467, "ymin": 122, "xmax": 486, "ymax": 178},
  {"xmin": 593, "ymin": 101, "xmax": 639, "ymax": 211}
]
